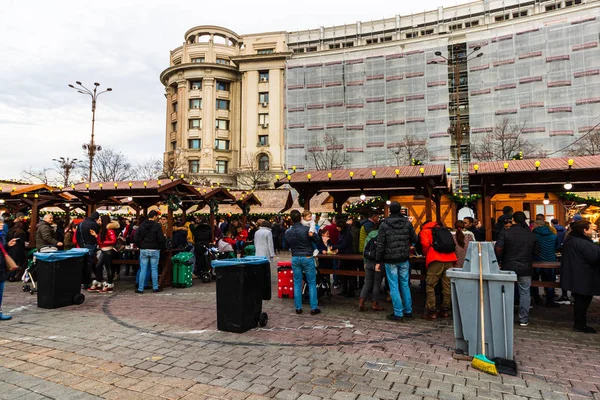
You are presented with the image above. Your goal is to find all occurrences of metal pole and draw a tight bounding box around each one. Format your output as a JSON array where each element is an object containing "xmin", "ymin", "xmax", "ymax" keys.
[
  {"xmin": 89, "ymin": 89, "xmax": 97, "ymax": 183},
  {"xmin": 454, "ymin": 62, "xmax": 463, "ymax": 191}
]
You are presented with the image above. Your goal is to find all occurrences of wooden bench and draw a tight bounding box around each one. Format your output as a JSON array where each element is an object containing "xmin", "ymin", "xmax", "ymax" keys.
[
  {"xmin": 112, "ymin": 249, "xmax": 178, "ymax": 287},
  {"xmin": 316, "ymin": 255, "xmax": 561, "ymax": 289}
]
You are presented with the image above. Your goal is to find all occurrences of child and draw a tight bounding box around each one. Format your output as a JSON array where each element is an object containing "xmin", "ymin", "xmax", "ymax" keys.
[
  {"xmin": 235, "ymin": 226, "xmax": 248, "ymax": 253},
  {"xmin": 302, "ymin": 210, "xmax": 319, "ymax": 256},
  {"xmin": 218, "ymin": 231, "xmax": 236, "ymax": 253}
]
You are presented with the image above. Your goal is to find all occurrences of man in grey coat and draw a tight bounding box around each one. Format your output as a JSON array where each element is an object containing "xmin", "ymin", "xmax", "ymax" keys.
[
  {"xmin": 254, "ymin": 220, "xmax": 275, "ymax": 260},
  {"xmin": 36, "ymin": 214, "xmax": 63, "ymax": 250}
]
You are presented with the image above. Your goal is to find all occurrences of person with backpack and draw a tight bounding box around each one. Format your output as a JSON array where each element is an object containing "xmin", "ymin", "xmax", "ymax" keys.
[
  {"xmin": 420, "ymin": 221, "xmax": 458, "ymax": 321},
  {"xmin": 77, "ymin": 212, "xmax": 101, "ymax": 288},
  {"xmin": 375, "ymin": 202, "xmax": 418, "ymax": 322},
  {"xmin": 359, "ymin": 222, "xmax": 384, "ymax": 312}
]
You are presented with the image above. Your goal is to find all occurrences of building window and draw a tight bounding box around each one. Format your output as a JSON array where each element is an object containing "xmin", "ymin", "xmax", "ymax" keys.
[
  {"xmin": 189, "ymin": 160, "xmax": 200, "ymax": 173},
  {"xmin": 513, "ymin": 10, "xmax": 527, "ymax": 18},
  {"xmin": 344, "ymin": 42, "xmax": 354, "ymax": 48},
  {"xmin": 383, "ymin": 36, "xmax": 393, "ymax": 42},
  {"xmin": 188, "ymin": 139, "xmax": 201, "ymax": 149},
  {"xmin": 215, "ymin": 58, "xmax": 229, "ymax": 65},
  {"xmin": 171, "ymin": 141, "xmax": 177, "ymax": 151},
  {"xmin": 189, "ymin": 99, "xmax": 202, "ymax": 109},
  {"xmin": 191, "ymin": 57, "xmax": 205, "ymax": 63},
  {"xmin": 216, "ymin": 81, "xmax": 230, "ymax": 91},
  {"xmin": 259, "ymin": 71, "xmax": 269, "ymax": 82},
  {"xmin": 190, "ymin": 81, "xmax": 202, "ymax": 90},
  {"xmin": 258, "ymin": 135, "xmax": 269, "ymax": 146},
  {"xmin": 216, "ymin": 160, "xmax": 228, "ymax": 174},
  {"xmin": 258, "ymin": 154, "xmax": 269, "ymax": 171},
  {"xmin": 306, "ymin": 47, "xmax": 318, "ymax": 52},
  {"xmin": 258, "ymin": 113, "xmax": 269, "ymax": 126},
  {"xmin": 465, "ymin": 20, "xmax": 479, "ymax": 27},
  {"xmin": 215, "ymin": 119, "xmax": 230, "ymax": 130},
  {"xmin": 215, "ymin": 139, "xmax": 230, "ymax": 150},
  {"xmin": 366, "ymin": 38, "xmax": 378, "ymax": 44},
  {"xmin": 171, "ymin": 121, "xmax": 177, "ymax": 132},
  {"xmin": 293, "ymin": 48, "xmax": 304, "ymax": 53},
  {"xmin": 257, "ymin": 49, "xmax": 274, "ymax": 54},
  {"xmin": 420, "ymin": 29, "xmax": 434, "ymax": 36},
  {"xmin": 216, "ymin": 99, "xmax": 230, "ymax": 110},
  {"xmin": 259, "ymin": 92, "xmax": 269, "ymax": 103},
  {"xmin": 189, "ymin": 119, "xmax": 202, "ymax": 129},
  {"xmin": 406, "ymin": 32, "xmax": 417, "ymax": 38},
  {"xmin": 495, "ymin": 14, "xmax": 509, "ymax": 21},
  {"xmin": 329, "ymin": 43, "xmax": 341, "ymax": 49}
]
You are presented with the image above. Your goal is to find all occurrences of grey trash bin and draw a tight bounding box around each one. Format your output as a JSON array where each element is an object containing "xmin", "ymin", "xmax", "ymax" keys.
[{"xmin": 446, "ymin": 242, "xmax": 517, "ymax": 360}]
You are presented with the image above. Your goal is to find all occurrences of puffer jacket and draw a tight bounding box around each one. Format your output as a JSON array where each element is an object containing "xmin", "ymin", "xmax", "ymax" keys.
[
  {"xmin": 533, "ymin": 225, "xmax": 557, "ymax": 262},
  {"xmin": 554, "ymin": 224, "xmax": 566, "ymax": 249},
  {"xmin": 560, "ymin": 232, "xmax": 600, "ymax": 296},
  {"xmin": 134, "ymin": 220, "xmax": 166, "ymax": 250},
  {"xmin": 494, "ymin": 224, "xmax": 539, "ymax": 276},
  {"xmin": 193, "ymin": 223, "xmax": 212, "ymax": 245},
  {"xmin": 97, "ymin": 221, "xmax": 120, "ymax": 249},
  {"xmin": 420, "ymin": 222, "xmax": 458, "ymax": 267},
  {"xmin": 375, "ymin": 214, "xmax": 418, "ymax": 264},
  {"xmin": 358, "ymin": 218, "xmax": 376, "ymax": 253},
  {"xmin": 36, "ymin": 221, "xmax": 58, "ymax": 249}
]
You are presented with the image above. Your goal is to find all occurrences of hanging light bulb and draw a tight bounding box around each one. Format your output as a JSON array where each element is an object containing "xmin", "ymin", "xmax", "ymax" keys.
[
  {"xmin": 564, "ymin": 181, "xmax": 573, "ymax": 190},
  {"xmin": 386, "ymin": 200, "xmax": 391, "ymax": 205},
  {"xmin": 360, "ymin": 194, "xmax": 366, "ymax": 201},
  {"xmin": 543, "ymin": 192, "xmax": 550, "ymax": 205},
  {"xmin": 127, "ymin": 196, "xmax": 133, "ymax": 202}
]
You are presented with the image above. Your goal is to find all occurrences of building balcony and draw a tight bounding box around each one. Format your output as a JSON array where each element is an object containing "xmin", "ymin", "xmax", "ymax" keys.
[
  {"xmin": 170, "ymin": 112, "xmax": 177, "ymax": 122},
  {"xmin": 215, "ymin": 129, "xmax": 229, "ymax": 139},
  {"xmin": 216, "ymin": 90, "xmax": 230, "ymax": 99},
  {"xmin": 188, "ymin": 108, "xmax": 201, "ymax": 118},
  {"xmin": 188, "ymin": 128, "xmax": 201, "ymax": 137},
  {"xmin": 171, "ymin": 93, "xmax": 178, "ymax": 102},
  {"xmin": 169, "ymin": 131, "xmax": 177, "ymax": 141}
]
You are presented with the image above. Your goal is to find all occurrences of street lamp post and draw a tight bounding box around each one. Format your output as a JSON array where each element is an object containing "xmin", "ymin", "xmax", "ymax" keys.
[
  {"xmin": 52, "ymin": 157, "xmax": 78, "ymax": 187},
  {"xmin": 432, "ymin": 47, "xmax": 483, "ymax": 192},
  {"xmin": 68, "ymin": 81, "xmax": 112, "ymax": 182}
]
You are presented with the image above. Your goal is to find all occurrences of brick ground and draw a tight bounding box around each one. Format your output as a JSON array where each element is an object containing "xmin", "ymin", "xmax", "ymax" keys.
[{"xmin": 0, "ymin": 251, "xmax": 598, "ymax": 399}]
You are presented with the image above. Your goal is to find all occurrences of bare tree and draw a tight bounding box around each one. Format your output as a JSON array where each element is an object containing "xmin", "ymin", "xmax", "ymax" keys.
[
  {"xmin": 79, "ymin": 147, "xmax": 133, "ymax": 182},
  {"xmin": 388, "ymin": 134, "xmax": 429, "ymax": 166},
  {"xmin": 134, "ymin": 157, "xmax": 163, "ymax": 180},
  {"xmin": 21, "ymin": 167, "xmax": 53, "ymax": 185},
  {"xmin": 306, "ymin": 134, "xmax": 351, "ymax": 170},
  {"xmin": 236, "ymin": 152, "xmax": 269, "ymax": 190},
  {"xmin": 471, "ymin": 118, "xmax": 537, "ymax": 161},
  {"xmin": 53, "ymin": 157, "xmax": 80, "ymax": 187},
  {"xmin": 568, "ymin": 131, "xmax": 600, "ymax": 156}
]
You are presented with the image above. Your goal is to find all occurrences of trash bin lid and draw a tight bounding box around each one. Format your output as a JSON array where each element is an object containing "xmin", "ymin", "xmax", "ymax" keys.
[
  {"xmin": 171, "ymin": 252, "xmax": 195, "ymax": 262},
  {"xmin": 212, "ymin": 256, "xmax": 269, "ymax": 267},
  {"xmin": 34, "ymin": 248, "xmax": 89, "ymax": 262}
]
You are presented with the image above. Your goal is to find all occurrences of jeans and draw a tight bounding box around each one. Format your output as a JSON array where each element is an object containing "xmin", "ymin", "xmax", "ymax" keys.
[
  {"xmin": 292, "ymin": 256, "xmax": 318, "ymax": 311},
  {"xmin": 360, "ymin": 260, "xmax": 384, "ymax": 301},
  {"xmin": 0, "ymin": 281, "xmax": 4, "ymax": 312},
  {"xmin": 385, "ymin": 261, "xmax": 412, "ymax": 317},
  {"xmin": 426, "ymin": 262, "xmax": 452, "ymax": 311},
  {"xmin": 83, "ymin": 244, "xmax": 97, "ymax": 285},
  {"xmin": 573, "ymin": 293, "xmax": 594, "ymax": 329},
  {"xmin": 138, "ymin": 249, "xmax": 160, "ymax": 291},
  {"xmin": 517, "ymin": 276, "xmax": 531, "ymax": 323}
]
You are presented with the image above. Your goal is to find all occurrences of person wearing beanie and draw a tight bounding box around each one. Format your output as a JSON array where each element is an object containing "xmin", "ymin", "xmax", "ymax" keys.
[
  {"xmin": 375, "ymin": 202, "xmax": 418, "ymax": 322},
  {"xmin": 77, "ymin": 211, "xmax": 101, "ymax": 288},
  {"xmin": 134, "ymin": 210, "xmax": 166, "ymax": 293},
  {"xmin": 560, "ymin": 219, "xmax": 600, "ymax": 333}
]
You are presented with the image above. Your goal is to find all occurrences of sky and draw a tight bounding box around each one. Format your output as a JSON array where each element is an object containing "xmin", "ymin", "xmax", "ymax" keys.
[{"xmin": 0, "ymin": 0, "xmax": 468, "ymax": 181}]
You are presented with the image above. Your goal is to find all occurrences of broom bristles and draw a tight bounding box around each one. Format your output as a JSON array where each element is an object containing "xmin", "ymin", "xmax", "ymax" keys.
[{"xmin": 472, "ymin": 354, "xmax": 499, "ymax": 376}]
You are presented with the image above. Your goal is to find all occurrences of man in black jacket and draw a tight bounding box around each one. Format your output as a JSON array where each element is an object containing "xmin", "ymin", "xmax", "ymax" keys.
[
  {"xmin": 134, "ymin": 210, "xmax": 166, "ymax": 293},
  {"xmin": 495, "ymin": 211, "xmax": 539, "ymax": 327},
  {"xmin": 78, "ymin": 211, "xmax": 101, "ymax": 288},
  {"xmin": 375, "ymin": 202, "xmax": 419, "ymax": 322}
]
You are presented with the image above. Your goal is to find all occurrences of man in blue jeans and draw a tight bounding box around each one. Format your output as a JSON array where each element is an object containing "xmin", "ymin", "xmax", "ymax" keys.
[
  {"xmin": 375, "ymin": 202, "xmax": 418, "ymax": 322},
  {"xmin": 134, "ymin": 210, "xmax": 166, "ymax": 293},
  {"xmin": 285, "ymin": 209, "xmax": 320, "ymax": 315}
]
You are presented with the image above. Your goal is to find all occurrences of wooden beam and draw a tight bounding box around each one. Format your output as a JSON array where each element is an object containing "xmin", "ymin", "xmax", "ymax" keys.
[
  {"xmin": 29, "ymin": 198, "xmax": 39, "ymax": 246},
  {"xmin": 167, "ymin": 207, "xmax": 173, "ymax": 239},
  {"xmin": 434, "ymin": 191, "xmax": 442, "ymax": 223},
  {"xmin": 482, "ymin": 183, "xmax": 493, "ymax": 241}
]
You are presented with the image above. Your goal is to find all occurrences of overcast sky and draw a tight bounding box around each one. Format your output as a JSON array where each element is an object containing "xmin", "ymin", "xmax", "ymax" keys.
[{"xmin": 1, "ymin": 0, "xmax": 468, "ymax": 181}]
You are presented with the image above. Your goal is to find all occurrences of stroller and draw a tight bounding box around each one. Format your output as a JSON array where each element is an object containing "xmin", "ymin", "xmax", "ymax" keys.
[
  {"xmin": 22, "ymin": 253, "xmax": 38, "ymax": 295},
  {"xmin": 194, "ymin": 243, "xmax": 218, "ymax": 283},
  {"xmin": 302, "ymin": 262, "xmax": 332, "ymax": 302}
]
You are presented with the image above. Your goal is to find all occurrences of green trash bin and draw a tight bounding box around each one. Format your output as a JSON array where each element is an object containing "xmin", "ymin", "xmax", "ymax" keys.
[{"xmin": 172, "ymin": 252, "xmax": 195, "ymax": 288}]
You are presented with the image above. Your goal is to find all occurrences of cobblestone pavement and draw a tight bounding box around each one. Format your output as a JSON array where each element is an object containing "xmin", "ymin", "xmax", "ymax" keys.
[{"xmin": 0, "ymin": 252, "xmax": 599, "ymax": 399}]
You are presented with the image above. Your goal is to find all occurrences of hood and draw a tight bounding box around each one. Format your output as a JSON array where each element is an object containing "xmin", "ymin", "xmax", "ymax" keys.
[
  {"xmin": 533, "ymin": 225, "xmax": 554, "ymax": 236},
  {"xmin": 383, "ymin": 214, "xmax": 411, "ymax": 229},
  {"xmin": 554, "ymin": 224, "xmax": 566, "ymax": 232},
  {"xmin": 422, "ymin": 221, "xmax": 439, "ymax": 230},
  {"xmin": 107, "ymin": 221, "xmax": 120, "ymax": 230}
]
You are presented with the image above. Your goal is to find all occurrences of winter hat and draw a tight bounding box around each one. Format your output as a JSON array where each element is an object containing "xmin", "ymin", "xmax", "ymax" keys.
[
  {"xmin": 572, "ymin": 214, "xmax": 583, "ymax": 222},
  {"xmin": 15, "ymin": 212, "xmax": 25, "ymax": 219}
]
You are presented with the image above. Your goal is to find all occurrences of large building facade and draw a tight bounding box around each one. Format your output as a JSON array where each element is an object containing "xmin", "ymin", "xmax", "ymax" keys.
[{"xmin": 162, "ymin": 0, "xmax": 600, "ymax": 189}]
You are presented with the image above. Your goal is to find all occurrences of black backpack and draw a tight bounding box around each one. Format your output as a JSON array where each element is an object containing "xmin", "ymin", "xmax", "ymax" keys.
[
  {"xmin": 431, "ymin": 226, "xmax": 456, "ymax": 253},
  {"xmin": 363, "ymin": 236, "xmax": 378, "ymax": 260}
]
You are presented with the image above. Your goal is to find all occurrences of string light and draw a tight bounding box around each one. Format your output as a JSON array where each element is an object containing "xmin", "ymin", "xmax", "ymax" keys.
[
  {"xmin": 419, "ymin": 167, "xmax": 425, "ymax": 175},
  {"xmin": 535, "ymin": 161, "xmax": 541, "ymax": 170},
  {"xmin": 307, "ymin": 174, "xmax": 311, "ymax": 181},
  {"xmin": 543, "ymin": 192, "xmax": 550, "ymax": 205},
  {"xmin": 473, "ymin": 165, "xmax": 479, "ymax": 173},
  {"xmin": 395, "ymin": 169, "xmax": 400, "ymax": 177},
  {"xmin": 327, "ymin": 172, "xmax": 332, "ymax": 180},
  {"xmin": 568, "ymin": 159, "xmax": 574, "ymax": 168},
  {"xmin": 503, "ymin": 162, "xmax": 509, "ymax": 172},
  {"xmin": 349, "ymin": 171, "xmax": 354, "ymax": 179}
]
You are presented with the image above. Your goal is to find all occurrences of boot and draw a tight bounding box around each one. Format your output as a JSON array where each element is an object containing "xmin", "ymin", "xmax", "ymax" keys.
[
  {"xmin": 358, "ymin": 298, "xmax": 367, "ymax": 311},
  {"xmin": 423, "ymin": 309, "xmax": 438, "ymax": 321},
  {"xmin": 371, "ymin": 301, "xmax": 384, "ymax": 311},
  {"xmin": 439, "ymin": 308, "xmax": 450, "ymax": 319}
]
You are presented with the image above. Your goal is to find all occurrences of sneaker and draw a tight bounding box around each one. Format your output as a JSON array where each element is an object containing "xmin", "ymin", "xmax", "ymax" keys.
[
  {"xmin": 135, "ymin": 290, "xmax": 143, "ymax": 294},
  {"xmin": 386, "ymin": 314, "xmax": 404, "ymax": 322},
  {"xmin": 404, "ymin": 313, "xmax": 413, "ymax": 320},
  {"xmin": 153, "ymin": 288, "xmax": 163, "ymax": 293},
  {"xmin": 519, "ymin": 322, "xmax": 529, "ymax": 327},
  {"xmin": 310, "ymin": 308, "xmax": 321, "ymax": 315},
  {"xmin": 574, "ymin": 325, "xmax": 597, "ymax": 334},
  {"xmin": 0, "ymin": 313, "xmax": 12, "ymax": 321},
  {"xmin": 556, "ymin": 298, "xmax": 571, "ymax": 305},
  {"xmin": 295, "ymin": 309, "xmax": 303, "ymax": 315},
  {"xmin": 100, "ymin": 284, "xmax": 114, "ymax": 294},
  {"xmin": 87, "ymin": 282, "xmax": 101, "ymax": 292}
]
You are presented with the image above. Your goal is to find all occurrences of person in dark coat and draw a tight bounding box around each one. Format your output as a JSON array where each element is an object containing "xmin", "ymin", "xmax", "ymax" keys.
[
  {"xmin": 192, "ymin": 219, "xmax": 212, "ymax": 277},
  {"xmin": 495, "ymin": 211, "xmax": 539, "ymax": 327},
  {"xmin": 560, "ymin": 220, "xmax": 600, "ymax": 333},
  {"xmin": 331, "ymin": 219, "xmax": 356, "ymax": 297},
  {"xmin": 7, "ymin": 222, "xmax": 27, "ymax": 281}
]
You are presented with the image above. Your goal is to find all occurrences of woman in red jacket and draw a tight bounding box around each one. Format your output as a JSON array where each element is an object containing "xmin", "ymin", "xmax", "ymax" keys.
[
  {"xmin": 89, "ymin": 215, "xmax": 119, "ymax": 293},
  {"xmin": 420, "ymin": 221, "xmax": 458, "ymax": 320}
]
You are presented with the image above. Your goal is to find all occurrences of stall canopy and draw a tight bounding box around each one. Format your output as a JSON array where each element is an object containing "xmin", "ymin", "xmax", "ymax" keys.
[
  {"xmin": 468, "ymin": 155, "xmax": 600, "ymax": 240},
  {"xmin": 275, "ymin": 164, "xmax": 450, "ymax": 221}
]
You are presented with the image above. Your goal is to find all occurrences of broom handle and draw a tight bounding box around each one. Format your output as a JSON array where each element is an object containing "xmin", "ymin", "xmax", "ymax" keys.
[{"xmin": 479, "ymin": 242, "xmax": 486, "ymax": 357}]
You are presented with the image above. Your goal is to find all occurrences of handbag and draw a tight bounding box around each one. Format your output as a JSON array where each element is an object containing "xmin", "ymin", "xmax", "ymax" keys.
[{"xmin": 0, "ymin": 244, "xmax": 18, "ymax": 271}]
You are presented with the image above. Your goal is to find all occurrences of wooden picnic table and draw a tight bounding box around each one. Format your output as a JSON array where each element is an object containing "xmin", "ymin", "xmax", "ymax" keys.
[
  {"xmin": 113, "ymin": 248, "xmax": 181, "ymax": 287},
  {"xmin": 316, "ymin": 254, "xmax": 561, "ymax": 288}
]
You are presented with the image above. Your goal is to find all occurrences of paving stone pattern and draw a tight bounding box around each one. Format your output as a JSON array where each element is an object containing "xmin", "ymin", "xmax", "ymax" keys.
[{"xmin": 0, "ymin": 252, "xmax": 598, "ymax": 399}]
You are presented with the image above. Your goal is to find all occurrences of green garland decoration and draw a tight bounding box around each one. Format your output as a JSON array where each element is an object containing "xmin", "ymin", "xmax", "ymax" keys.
[
  {"xmin": 411, "ymin": 158, "xmax": 424, "ymax": 166},
  {"xmin": 448, "ymin": 193, "xmax": 482, "ymax": 206},
  {"xmin": 512, "ymin": 151, "xmax": 524, "ymax": 160},
  {"xmin": 167, "ymin": 194, "xmax": 181, "ymax": 211},
  {"xmin": 344, "ymin": 196, "xmax": 385, "ymax": 214},
  {"xmin": 297, "ymin": 195, "xmax": 305, "ymax": 208},
  {"xmin": 557, "ymin": 192, "xmax": 600, "ymax": 207},
  {"xmin": 208, "ymin": 198, "xmax": 219, "ymax": 215}
]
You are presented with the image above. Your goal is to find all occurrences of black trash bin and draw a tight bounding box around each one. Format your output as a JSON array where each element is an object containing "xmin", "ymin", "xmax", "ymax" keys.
[
  {"xmin": 34, "ymin": 249, "xmax": 88, "ymax": 309},
  {"xmin": 212, "ymin": 256, "xmax": 271, "ymax": 333}
]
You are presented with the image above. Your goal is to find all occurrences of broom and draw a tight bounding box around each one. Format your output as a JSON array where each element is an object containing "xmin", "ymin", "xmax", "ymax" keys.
[{"xmin": 471, "ymin": 242, "xmax": 498, "ymax": 376}]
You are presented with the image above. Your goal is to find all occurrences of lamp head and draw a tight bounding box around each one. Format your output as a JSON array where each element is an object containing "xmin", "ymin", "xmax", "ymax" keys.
[{"xmin": 434, "ymin": 51, "xmax": 442, "ymax": 56}]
